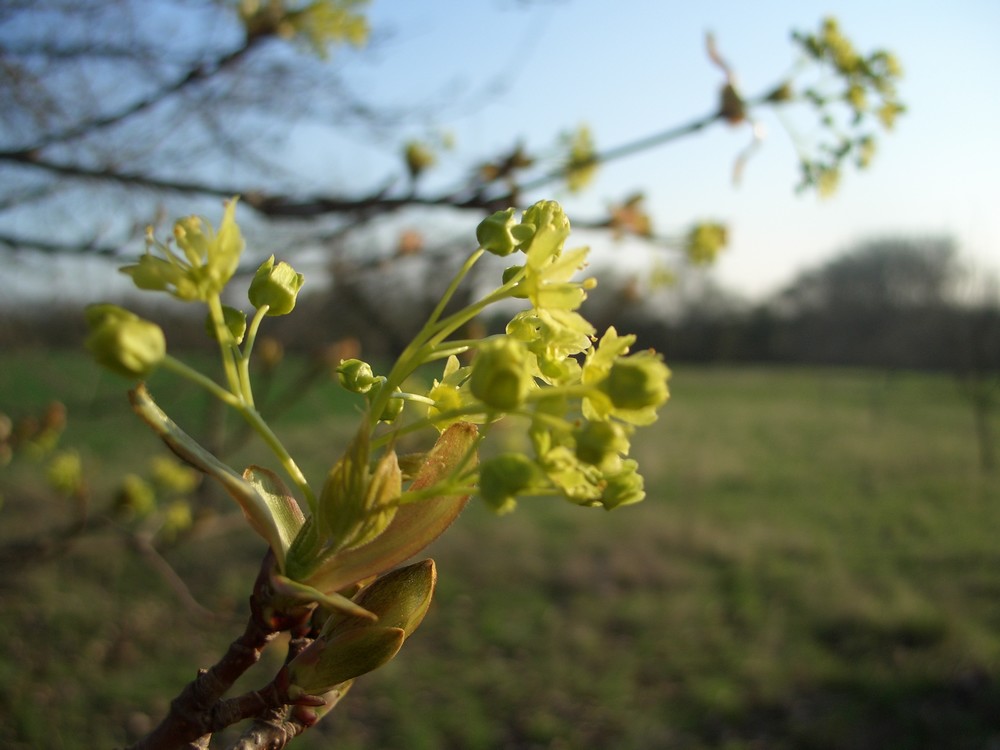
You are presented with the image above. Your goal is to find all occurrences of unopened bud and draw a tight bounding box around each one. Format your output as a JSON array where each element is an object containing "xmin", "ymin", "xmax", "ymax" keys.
[
  {"xmin": 479, "ymin": 453, "xmax": 541, "ymax": 514},
  {"xmin": 370, "ymin": 383, "xmax": 405, "ymax": 424},
  {"xmin": 85, "ymin": 304, "xmax": 166, "ymax": 379},
  {"xmin": 476, "ymin": 209, "xmax": 534, "ymax": 257},
  {"xmin": 600, "ymin": 352, "xmax": 670, "ymax": 411},
  {"xmin": 206, "ymin": 305, "xmax": 247, "ymax": 344},
  {"xmin": 249, "ymin": 255, "xmax": 304, "ymax": 316},
  {"xmin": 286, "ymin": 626, "xmax": 404, "ymax": 698},
  {"xmin": 337, "ymin": 359, "xmax": 376, "ymax": 394},
  {"xmin": 574, "ymin": 420, "xmax": 629, "ymax": 468},
  {"xmin": 327, "ymin": 560, "xmax": 437, "ymax": 638},
  {"xmin": 469, "ymin": 338, "xmax": 532, "ymax": 411},
  {"xmin": 600, "ymin": 459, "xmax": 645, "ymax": 509}
]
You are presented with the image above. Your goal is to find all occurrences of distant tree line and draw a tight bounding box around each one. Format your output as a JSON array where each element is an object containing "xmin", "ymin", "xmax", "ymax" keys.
[{"xmin": 611, "ymin": 237, "xmax": 1000, "ymax": 377}]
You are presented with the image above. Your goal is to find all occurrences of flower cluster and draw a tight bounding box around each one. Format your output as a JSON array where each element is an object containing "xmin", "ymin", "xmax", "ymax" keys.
[
  {"xmin": 789, "ymin": 16, "xmax": 905, "ymax": 195},
  {"xmin": 85, "ymin": 197, "xmax": 669, "ymax": 703},
  {"xmin": 336, "ymin": 200, "xmax": 670, "ymax": 513}
]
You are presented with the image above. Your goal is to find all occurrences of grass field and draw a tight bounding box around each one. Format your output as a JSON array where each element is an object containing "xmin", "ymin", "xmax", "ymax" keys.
[{"xmin": 1, "ymin": 349, "xmax": 999, "ymax": 749}]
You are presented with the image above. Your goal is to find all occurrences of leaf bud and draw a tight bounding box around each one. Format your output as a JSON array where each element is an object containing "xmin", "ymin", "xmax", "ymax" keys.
[
  {"xmin": 286, "ymin": 626, "xmax": 404, "ymax": 699},
  {"xmin": 469, "ymin": 338, "xmax": 532, "ymax": 411},
  {"xmin": 285, "ymin": 560, "xmax": 436, "ymax": 698},
  {"xmin": 85, "ymin": 304, "xmax": 166, "ymax": 379},
  {"xmin": 325, "ymin": 560, "xmax": 437, "ymax": 639},
  {"xmin": 249, "ymin": 255, "xmax": 305, "ymax": 316}
]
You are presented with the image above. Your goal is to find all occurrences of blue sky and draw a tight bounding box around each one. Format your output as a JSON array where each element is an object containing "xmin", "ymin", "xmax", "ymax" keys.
[{"xmin": 319, "ymin": 0, "xmax": 1000, "ymax": 299}]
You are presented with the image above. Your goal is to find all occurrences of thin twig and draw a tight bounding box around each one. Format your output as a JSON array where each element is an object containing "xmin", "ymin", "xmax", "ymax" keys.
[
  {"xmin": 127, "ymin": 553, "xmax": 286, "ymax": 750},
  {"xmin": 128, "ymin": 530, "xmax": 217, "ymax": 622}
]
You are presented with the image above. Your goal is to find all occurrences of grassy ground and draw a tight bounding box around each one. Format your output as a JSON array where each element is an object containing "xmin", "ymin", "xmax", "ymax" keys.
[{"xmin": 1, "ymin": 350, "xmax": 998, "ymax": 749}]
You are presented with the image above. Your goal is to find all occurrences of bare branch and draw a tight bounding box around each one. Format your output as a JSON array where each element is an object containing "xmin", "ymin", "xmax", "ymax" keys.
[
  {"xmin": 128, "ymin": 531, "xmax": 217, "ymax": 622},
  {"xmin": 0, "ymin": 102, "xmax": 740, "ymax": 223},
  {"xmin": 4, "ymin": 37, "xmax": 264, "ymax": 157},
  {"xmin": 127, "ymin": 552, "xmax": 287, "ymax": 750}
]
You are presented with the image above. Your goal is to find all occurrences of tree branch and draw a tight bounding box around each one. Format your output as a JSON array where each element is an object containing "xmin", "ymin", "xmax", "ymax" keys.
[
  {"xmin": 0, "ymin": 229, "xmax": 123, "ymax": 256},
  {"xmin": 0, "ymin": 103, "xmax": 739, "ymax": 224},
  {"xmin": 4, "ymin": 36, "xmax": 265, "ymax": 157},
  {"xmin": 126, "ymin": 552, "xmax": 291, "ymax": 750}
]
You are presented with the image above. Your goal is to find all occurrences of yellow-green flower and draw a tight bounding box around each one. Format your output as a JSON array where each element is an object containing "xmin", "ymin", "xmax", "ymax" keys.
[
  {"xmin": 121, "ymin": 198, "xmax": 244, "ymax": 302},
  {"xmin": 506, "ymin": 308, "xmax": 594, "ymax": 385},
  {"xmin": 115, "ymin": 473, "xmax": 157, "ymax": 518},
  {"xmin": 582, "ymin": 327, "xmax": 670, "ymax": 425},
  {"xmin": 685, "ymin": 222, "xmax": 728, "ymax": 266},
  {"xmin": 46, "ymin": 449, "xmax": 83, "ymax": 495}
]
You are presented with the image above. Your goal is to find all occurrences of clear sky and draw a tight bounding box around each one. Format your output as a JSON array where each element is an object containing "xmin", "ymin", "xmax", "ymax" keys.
[{"xmin": 319, "ymin": 0, "xmax": 1000, "ymax": 299}]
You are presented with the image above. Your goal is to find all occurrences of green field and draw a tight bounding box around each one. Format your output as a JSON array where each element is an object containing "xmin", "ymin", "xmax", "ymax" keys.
[{"xmin": 1, "ymin": 350, "xmax": 999, "ymax": 749}]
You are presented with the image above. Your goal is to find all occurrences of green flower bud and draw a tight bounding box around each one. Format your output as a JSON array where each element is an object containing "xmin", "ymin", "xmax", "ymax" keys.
[
  {"xmin": 115, "ymin": 473, "xmax": 157, "ymax": 519},
  {"xmin": 404, "ymin": 141, "xmax": 436, "ymax": 178},
  {"xmin": 370, "ymin": 384, "xmax": 405, "ymax": 424},
  {"xmin": 161, "ymin": 499, "xmax": 193, "ymax": 539},
  {"xmin": 600, "ymin": 351, "xmax": 670, "ymax": 411},
  {"xmin": 205, "ymin": 305, "xmax": 247, "ymax": 344},
  {"xmin": 600, "ymin": 459, "xmax": 645, "ymax": 510},
  {"xmin": 469, "ymin": 338, "xmax": 533, "ymax": 411},
  {"xmin": 574, "ymin": 421, "xmax": 629, "ymax": 469},
  {"xmin": 337, "ymin": 359, "xmax": 376, "ymax": 394},
  {"xmin": 766, "ymin": 81, "xmax": 794, "ymax": 103},
  {"xmin": 85, "ymin": 304, "xmax": 166, "ymax": 379},
  {"xmin": 249, "ymin": 255, "xmax": 305, "ymax": 316},
  {"xmin": 150, "ymin": 455, "xmax": 200, "ymax": 494},
  {"xmin": 501, "ymin": 265, "xmax": 529, "ymax": 298},
  {"xmin": 479, "ymin": 453, "xmax": 543, "ymax": 514},
  {"xmin": 476, "ymin": 209, "xmax": 534, "ymax": 257},
  {"xmin": 46, "ymin": 449, "xmax": 82, "ymax": 495},
  {"xmin": 685, "ymin": 222, "xmax": 728, "ymax": 265}
]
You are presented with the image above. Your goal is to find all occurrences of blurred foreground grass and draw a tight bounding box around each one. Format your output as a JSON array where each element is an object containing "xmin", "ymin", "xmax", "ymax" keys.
[{"xmin": 1, "ymin": 350, "xmax": 998, "ymax": 749}]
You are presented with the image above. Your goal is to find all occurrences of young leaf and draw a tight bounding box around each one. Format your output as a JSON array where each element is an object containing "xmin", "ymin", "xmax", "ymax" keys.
[
  {"xmin": 302, "ymin": 422, "xmax": 477, "ymax": 593},
  {"xmin": 243, "ymin": 466, "xmax": 306, "ymax": 557},
  {"xmin": 129, "ymin": 385, "xmax": 289, "ymax": 566}
]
